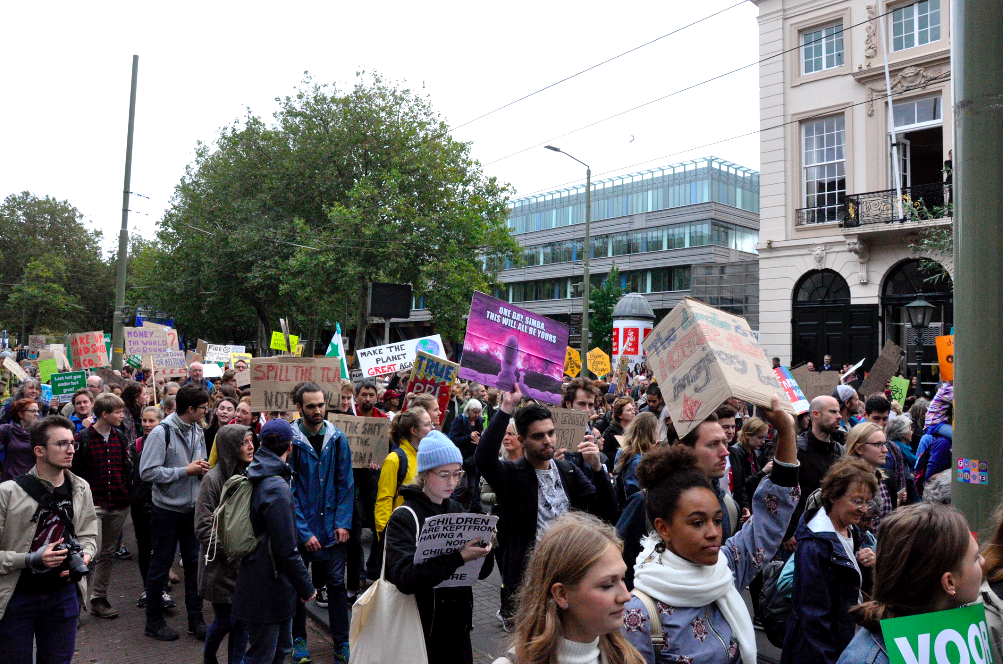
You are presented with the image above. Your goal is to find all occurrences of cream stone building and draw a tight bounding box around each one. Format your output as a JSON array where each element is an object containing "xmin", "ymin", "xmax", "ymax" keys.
[{"xmin": 752, "ymin": 0, "xmax": 954, "ymax": 390}]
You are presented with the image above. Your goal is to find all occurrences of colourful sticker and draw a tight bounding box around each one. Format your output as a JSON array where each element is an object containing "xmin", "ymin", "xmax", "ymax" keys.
[{"xmin": 957, "ymin": 458, "xmax": 989, "ymax": 485}]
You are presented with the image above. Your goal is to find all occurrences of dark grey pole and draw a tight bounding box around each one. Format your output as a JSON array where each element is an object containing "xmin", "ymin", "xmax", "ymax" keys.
[{"xmin": 111, "ymin": 55, "xmax": 139, "ymax": 370}]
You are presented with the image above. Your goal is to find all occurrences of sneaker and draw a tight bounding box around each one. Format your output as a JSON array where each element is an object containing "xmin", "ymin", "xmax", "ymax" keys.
[
  {"xmin": 315, "ymin": 587, "xmax": 329, "ymax": 608},
  {"xmin": 495, "ymin": 609, "xmax": 512, "ymax": 633},
  {"xmin": 136, "ymin": 591, "xmax": 147, "ymax": 608},
  {"xmin": 333, "ymin": 642, "xmax": 350, "ymax": 664},
  {"xmin": 90, "ymin": 597, "xmax": 119, "ymax": 619},
  {"xmin": 145, "ymin": 622, "xmax": 180, "ymax": 641},
  {"xmin": 188, "ymin": 617, "xmax": 208, "ymax": 640},
  {"xmin": 162, "ymin": 591, "xmax": 176, "ymax": 608},
  {"xmin": 292, "ymin": 636, "xmax": 311, "ymax": 664},
  {"xmin": 115, "ymin": 546, "xmax": 133, "ymax": 560}
]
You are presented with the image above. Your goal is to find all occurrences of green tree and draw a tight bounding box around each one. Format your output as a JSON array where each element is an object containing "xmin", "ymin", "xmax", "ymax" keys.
[
  {"xmin": 910, "ymin": 225, "xmax": 954, "ymax": 283},
  {"xmin": 588, "ymin": 263, "xmax": 624, "ymax": 359}
]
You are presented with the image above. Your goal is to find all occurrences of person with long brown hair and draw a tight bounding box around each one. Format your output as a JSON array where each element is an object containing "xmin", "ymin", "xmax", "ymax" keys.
[
  {"xmin": 602, "ymin": 397, "xmax": 637, "ymax": 471},
  {"xmin": 845, "ymin": 422, "xmax": 899, "ymax": 527},
  {"xmin": 494, "ymin": 512, "xmax": 644, "ymax": 664},
  {"xmin": 613, "ymin": 411, "xmax": 658, "ymax": 498},
  {"xmin": 836, "ymin": 503, "xmax": 984, "ymax": 664}
]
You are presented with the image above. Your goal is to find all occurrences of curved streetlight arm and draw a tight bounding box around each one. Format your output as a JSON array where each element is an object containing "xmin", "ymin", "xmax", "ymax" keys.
[{"xmin": 544, "ymin": 145, "xmax": 590, "ymax": 170}]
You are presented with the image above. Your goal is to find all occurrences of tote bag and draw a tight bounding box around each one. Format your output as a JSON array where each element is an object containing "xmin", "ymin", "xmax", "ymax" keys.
[{"xmin": 349, "ymin": 505, "xmax": 428, "ymax": 664}]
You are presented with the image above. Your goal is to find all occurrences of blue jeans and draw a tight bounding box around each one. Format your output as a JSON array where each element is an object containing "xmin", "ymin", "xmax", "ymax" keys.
[
  {"xmin": 205, "ymin": 602, "xmax": 247, "ymax": 664},
  {"xmin": 145, "ymin": 505, "xmax": 202, "ymax": 624},
  {"xmin": 243, "ymin": 619, "xmax": 292, "ymax": 664},
  {"xmin": 0, "ymin": 584, "xmax": 78, "ymax": 664},
  {"xmin": 293, "ymin": 543, "xmax": 348, "ymax": 645}
]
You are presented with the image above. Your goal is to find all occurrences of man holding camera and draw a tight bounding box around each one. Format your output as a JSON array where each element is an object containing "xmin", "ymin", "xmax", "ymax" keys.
[{"xmin": 0, "ymin": 415, "xmax": 98, "ymax": 664}]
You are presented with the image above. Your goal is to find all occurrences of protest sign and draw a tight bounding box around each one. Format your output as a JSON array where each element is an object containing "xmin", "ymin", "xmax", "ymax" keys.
[
  {"xmin": 326, "ymin": 413, "xmax": 393, "ymax": 467},
  {"xmin": 228, "ymin": 345, "xmax": 245, "ymax": 354},
  {"xmin": 406, "ymin": 351, "xmax": 459, "ymax": 421},
  {"xmin": 41, "ymin": 384, "xmax": 52, "ymax": 402},
  {"xmin": 28, "ymin": 335, "xmax": 46, "ymax": 356},
  {"xmin": 125, "ymin": 355, "xmax": 142, "ymax": 369},
  {"xmin": 890, "ymin": 376, "xmax": 910, "ymax": 404},
  {"xmin": 880, "ymin": 602, "xmax": 993, "ymax": 664},
  {"xmin": 859, "ymin": 341, "xmax": 905, "ymax": 396},
  {"xmin": 196, "ymin": 339, "xmax": 209, "ymax": 359},
  {"xmin": 202, "ymin": 362, "xmax": 223, "ymax": 379},
  {"xmin": 413, "ymin": 513, "xmax": 499, "ymax": 588},
  {"xmin": 936, "ymin": 335, "xmax": 954, "ymax": 382},
  {"xmin": 185, "ymin": 351, "xmax": 202, "ymax": 365},
  {"xmin": 230, "ymin": 352, "xmax": 252, "ymax": 368},
  {"xmin": 564, "ymin": 347, "xmax": 581, "ymax": 378},
  {"xmin": 548, "ymin": 407, "xmax": 592, "ymax": 451},
  {"xmin": 459, "ymin": 292, "xmax": 569, "ymax": 405},
  {"xmin": 69, "ymin": 331, "xmax": 109, "ymax": 370},
  {"xmin": 38, "ymin": 358, "xmax": 58, "ymax": 384},
  {"xmin": 141, "ymin": 322, "xmax": 180, "ymax": 352},
  {"xmin": 95, "ymin": 367, "xmax": 124, "ymax": 388},
  {"xmin": 843, "ymin": 357, "xmax": 866, "ymax": 383},
  {"xmin": 235, "ymin": 370, "xmax": 251, "ymax": 388},
  {"xmin": 123, "ymin": 326, "xmax": 170, "ymax": 356},
  {"xmin": 49, "ymin": 344, "xmax": 68, "ymax": 371},
  {"xmin": 587, "ymin": 348, "xmax": 611, "ymax": 377},
  {"xmin": 3, "ymin": 357, "xmax": 27, "ymax": 382},
  {"xmin": 51, "ymin": 371, "xmax": 86, "ymax": 402},
  {"xmin": 204, "ymin": 344, "xmax": 231, "ymax": 363},
  {"xmin": 774, "ymin": 367, "xmax": 809, "ymax": 414},
  {"xmin": 350, "ymin": 368, "xmax": 364, "ymax": 389},
  {"xmin": 356, "ymin": 334, "xmax": 446, "ymax": 378},
  {"xmin": 250, "ymin": 357, "xmax": 342, "ymax": 412},
  {"xmin": 153, "ymin": 352, "xmax": 188, "ymax": 379},
  {"xmin": 789, "ymin": 366, "xmax": 841, "ymax": 401},
  {"xmin": 618, "ymin": 355, "xmax": 629, "ymax": 394},
  {"xmin": 270, "ymin": 331, "xmax": 299, "ymax": 353},
  {"xmin": 642, "ymin": 298, "xmax": 792, "ymax": 439}
]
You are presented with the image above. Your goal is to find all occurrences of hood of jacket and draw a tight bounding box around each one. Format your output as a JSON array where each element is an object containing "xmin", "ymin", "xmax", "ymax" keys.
[
  {"xmin": 291, "ymin": 418, "xmax": 337, "ymax": 456},
  {"xmin": 247, "ymin": 445, "xmax": 292, "ymax": 482},
  {"xmin": 215, "ymin": 424, "xmax": 251, "ymax": 480},
  {"xmin": 398, "ymin": 484, "xmax": 457, "ymax": 518},
  {"xmin": 795, "ymin": 503, "xmax": 860, "ymax": 574}
]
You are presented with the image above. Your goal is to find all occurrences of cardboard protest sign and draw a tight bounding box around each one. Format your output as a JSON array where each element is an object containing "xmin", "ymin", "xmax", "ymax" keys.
[
  {"xmin": 270, "ymin": 331, "xmax": 299, "ymax": 353},
  {"xmin": 350, "ymin": 369, "xmax": 364, "ymax": 389},
  {"xmin": 3, "ymin": 357, "xmax": 27, "ymax": 382},
  {"xmin": 889, "ymin": 376, "xmax": 910, "ymax": 404},
  {"xmin": 642, "ymin": 298, "xmax": 792, "ymax": 439},
  {"xmin": 774, "ymin": 367, "xmax": 809, "ymax": 414},
  {"xmin": 141, "ymin": 322, "xmax": 180, "ymax": 352},
  {"xmin": 564, "ymin": 347, "xmax": 581, "ymax": 377},
  {"xmin": 459, "ymin": 292, "xmax": 570, "ymax": 405},
  {"xmin": 185, "ymin": 351, "xmax": 202, "ymax": 366},
  {"xmin": 859, "ymin": 341, "xmax": 905, "ymax": 396},
  {"xmin": 51, "ymin": 371, "xmax": 86, "ymax": 402},
  {"xmin": 326, "ymin": 414, "xmax": 393, "ymax": 467},
  {"xmin": 69, "ymin": 331, "xmax": 109, "ymax": 370},
  {"xmin": 936, "ymin": 335, "xmax": 954, "ymax": 381},
  {"xmin": 880, "ymin": 603, "xmax": 992, "ymax": 664},
  {"xmin": 548, "ymin": 407, "xmax": 592, "ymax": 451},
  {"xmin": 406, "ymin": 351, "xmax": 459, "ymax": 422},
  {"xmin": 153, "ymin": 351, "xmax": 188, "ymax": 379},
  {"xmin": 617, "ymin": 355, "xmax": 629, "ymax": 394},
  {"xmin": 587, "ymin": 348, "xmax": 611, "ymax": 377},
  {"xmin": 28, "ymin": 335, "xmax": 46, "ymax": 356},
  {"xmin": 235, "ymin": 370, "xmax": 251, "ymax": 388},
  {"xmin": 48, "ymin": 344, "xmax": 68, "ymax": 371},
  {"xmin": 204, "ymin": 344, "xmax": 231, "ymax": 363},
  {"xmin": 123, "ymin": 327, "xmax": 170, "ymax": 356},
  {"xmin": 196, "ymin": 339, "xmax": 209, "ymax": 359},
  {"xmin": 413, "ymin": 513, "xmax": 499, "ymax": 588},
  {"xmin": 250, "ymin": 357, "xmax": 342, "ymax": 412},
  {"xmin": 356, "ymin": 335, "xmax": 446, "ymax": 378},
  {"xmin": 230, "ymin": 352, "xmax": 252, "ymax": 368},
  {"xmin": 789, "ymin": 366, "xmax": 841, "ymax": 401},
  {"xmin": 95, "ymin": 367, "xmax": 124, "ymax": 388},
  {"xmin": 38, "ymin": 358, "xmax": 58, "ymax": 384}
]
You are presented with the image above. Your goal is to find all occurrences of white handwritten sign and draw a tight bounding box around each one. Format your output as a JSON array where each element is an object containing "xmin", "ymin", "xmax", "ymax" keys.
[
  {"xmin": 124, "ymin": 327, "xmax": 170, "ymax": 356},
  {"xmin": 355, "ymin": 335, "xmax": 446, "ymax": 378},
  {"xmin": 413, "ymin": 513, "xmax": 498, "ymax": 588}
]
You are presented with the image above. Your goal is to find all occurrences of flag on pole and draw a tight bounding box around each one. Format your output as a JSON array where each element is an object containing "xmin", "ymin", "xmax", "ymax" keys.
[{"xmin": 326, "ymin": 323, "xmax": 350, "ymax": 380}]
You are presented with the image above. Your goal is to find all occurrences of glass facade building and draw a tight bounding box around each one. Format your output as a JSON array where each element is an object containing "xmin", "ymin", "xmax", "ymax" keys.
[{"xmin": 507, "ymin": 157, "xmax": 760, "ymax": 235}]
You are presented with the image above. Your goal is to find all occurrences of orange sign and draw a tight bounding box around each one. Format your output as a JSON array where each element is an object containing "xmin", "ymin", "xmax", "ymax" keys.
[{"xmin": 936, "ymin": 335, "xmax": 954, "ymax": 382}]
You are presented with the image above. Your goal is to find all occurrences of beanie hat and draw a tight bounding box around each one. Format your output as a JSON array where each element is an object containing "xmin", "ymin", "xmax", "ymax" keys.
[
  {"xmin": 260, "ymin": 418, "xmax": 294, "ymax": 443},
  {"xmin": 416, "ymin": 430, "xmax": 463, "ymax": 473},
  {"xmin": 832, "ymin": 384, "xmax": 857, "ymax": 406}
]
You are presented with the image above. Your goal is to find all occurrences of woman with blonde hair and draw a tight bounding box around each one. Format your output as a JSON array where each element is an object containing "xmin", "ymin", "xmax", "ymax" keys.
[
  {"xmin": 602, "ymin": 397, "xmax": 637, "ymax": 470},
  {"xmin": 845, "ymin": 421, "xmax": 899, "ymax": 527},
  {"xmin": 613, "ymin": 412, "xmax": 658, "ymax": 498},
  {"xmin": 494, "ymin": 512, "xmax": 644, "ymax": 664}
]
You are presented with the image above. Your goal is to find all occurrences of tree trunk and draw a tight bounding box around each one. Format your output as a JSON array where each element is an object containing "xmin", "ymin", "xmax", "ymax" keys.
[
  {"xmin": 252, "ymin": 301, "xmax": 270, "ymax": 356},
  {"xmin": 354, "ymin": 279, "xmax": 370, "ymax": 361}
]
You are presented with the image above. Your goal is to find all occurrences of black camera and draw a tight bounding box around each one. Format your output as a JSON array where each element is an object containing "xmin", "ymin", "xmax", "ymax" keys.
[{"xmin": 53, "ymin": 539, "xmax": 89, "ymax": 582}]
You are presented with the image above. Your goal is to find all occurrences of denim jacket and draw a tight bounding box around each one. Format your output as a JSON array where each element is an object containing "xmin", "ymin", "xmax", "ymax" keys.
[{"xmin": 836, "ymin": 628, "xmax": 888, "ymax": 664}]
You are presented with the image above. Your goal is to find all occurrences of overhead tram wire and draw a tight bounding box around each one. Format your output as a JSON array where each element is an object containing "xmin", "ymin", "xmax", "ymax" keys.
[
  {"xmin": 482, "ymin": 7, "xmax": 898, "ymax": 167},
  {"xmin": 452, "ymin": 1, "xmax": 748, "ymax": 130},
  {"xmin": 514, "ymin": 71, "xmax": 951, "ymax": 199}
]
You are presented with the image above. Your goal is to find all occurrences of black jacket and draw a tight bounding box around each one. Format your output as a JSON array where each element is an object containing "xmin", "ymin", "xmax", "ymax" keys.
[
  {"xmin": 785, "ymin": 430, "xmax": 843, "ymax": 541},
  {"xmin": 385, "ymin": 486, "xmax": 493, "ymax": 650},
  {"xmin": 601, "ymin": 422, "xmax": 624, "ymax": 473},
  {"xmin": 447, "ymin": 414, "xmax": 484, "ymax": 460},
  {"xmin": 232, "ymin": 447, "xmax": 314, "ymax": 623},
  {"xmin": 474, "ymin": 409, "xmax": 616, "ymax": 590},
  {"xmin": 728, "ymin": 443, "xmax": 769, "ymax": 513}
]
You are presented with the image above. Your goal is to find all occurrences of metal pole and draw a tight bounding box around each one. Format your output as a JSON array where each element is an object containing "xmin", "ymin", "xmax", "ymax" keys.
[
  {"xmin": 111, "ymin": 55, "xmax": 139, "ymax": 371},
  {"xmin": 953, "ymin": 0, "xmax": 1003, "ymax": 535},
  {"xmin": 914, "ymin": 343, "xmax": 923, "ymax": 397},
  {"xmin": 581, "ymin": 167, "xmax": 591, "ymax": 373},
  {"xmin": 878, "ymin": 0, "xmax": 904, "ymax": 220}
]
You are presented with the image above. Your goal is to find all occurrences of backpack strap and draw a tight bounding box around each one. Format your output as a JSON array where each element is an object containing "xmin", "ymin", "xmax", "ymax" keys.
[
  {"xmin": 392, "ymin": 446, "xmax": 408, "ymax": 500},
  {"xmin": 723, "ymin": 491, "xmax": 739, "ymax": 535},
  {"xmin": 15, "ymin": 474, "xmax": 77, "ymax": 539},
  {"xmin": 630, "ymin": 588, "xmax": 665, "ymax": 649},
  {"xmin": 380, "ymin": 504, "xmax": 420, "ymax": 582}
]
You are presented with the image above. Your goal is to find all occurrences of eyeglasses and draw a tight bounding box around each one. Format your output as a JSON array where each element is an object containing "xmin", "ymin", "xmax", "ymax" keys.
[
  {"xmin": 847, "ymin": 498, "xmax": 869, "ymax": 508},
  {"xmin": 47, "ymin": 440, "xmax": 78, "ymax": 451},
  {"xmin": 434, "ymin": 470, "xmax": 465, "ymax": 481},
  {"xmin": 863, "ymin": 442, "xmax": 888, "ymax": 449},
  {"xmin": 24, "ymin": 409, "xmax": 40, "ymax": 415}
]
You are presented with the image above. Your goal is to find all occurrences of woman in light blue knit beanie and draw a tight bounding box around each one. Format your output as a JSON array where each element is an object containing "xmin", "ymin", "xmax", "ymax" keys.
[{"xmin": 379, "ymin": 429, "xmax": 494, "ymax": 664}]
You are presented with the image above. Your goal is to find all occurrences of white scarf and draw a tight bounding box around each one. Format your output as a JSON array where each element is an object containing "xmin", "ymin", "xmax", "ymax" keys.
[{"xmin": 631, "ymin": 536, "xmax": 756, "ymax": 664}]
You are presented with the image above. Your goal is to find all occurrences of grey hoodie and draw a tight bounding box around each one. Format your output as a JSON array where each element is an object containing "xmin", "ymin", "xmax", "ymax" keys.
[{"xmin": 139, "ymin": 412, "xmax": 207, "ymax": 512}]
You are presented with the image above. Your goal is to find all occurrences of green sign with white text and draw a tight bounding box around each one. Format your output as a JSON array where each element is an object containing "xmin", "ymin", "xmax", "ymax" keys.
[
  {"xmin": 51, "ymin": 371, "xmax": 87, "ymax": 401},
  {"xmin": 881, "ymin": 603, "xmax": 994, "ymax": 664}
]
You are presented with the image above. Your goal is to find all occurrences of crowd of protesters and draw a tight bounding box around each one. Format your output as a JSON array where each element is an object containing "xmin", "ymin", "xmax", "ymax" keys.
[{"xmin": 0, "ymin": 344, "xmax": 992, "ymax": 664}]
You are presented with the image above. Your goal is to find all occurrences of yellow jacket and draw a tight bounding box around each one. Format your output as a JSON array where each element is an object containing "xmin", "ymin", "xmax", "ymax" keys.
[{"xmin": 374, "ymin": 440, "xmax": 417, "ymax": 533}]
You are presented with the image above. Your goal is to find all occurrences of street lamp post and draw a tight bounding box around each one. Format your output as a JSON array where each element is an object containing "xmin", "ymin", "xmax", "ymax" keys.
[
  {"xmin": 904, "ymin": 296, "xmax": 935, "ymax": 397},
  {"xmin": 545, "ymin": 146, "xmax": 591, "ymax": 372}
]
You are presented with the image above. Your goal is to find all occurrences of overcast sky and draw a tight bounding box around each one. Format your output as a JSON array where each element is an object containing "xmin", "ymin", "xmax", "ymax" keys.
[{"xmin": 1, "ymin": 0, "xmax": 762, "ymax": 254}]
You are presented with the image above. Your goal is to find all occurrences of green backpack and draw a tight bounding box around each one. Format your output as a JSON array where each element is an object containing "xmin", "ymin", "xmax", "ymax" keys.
[{"xmin": 206, "ymin": 475, "xmax": 267, "ymax": 565}]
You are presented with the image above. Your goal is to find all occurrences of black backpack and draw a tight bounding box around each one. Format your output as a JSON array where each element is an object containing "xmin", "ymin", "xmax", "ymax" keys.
[{"xmin": 759, "ymin": 559, "xmax": 791, "ymax": 648}]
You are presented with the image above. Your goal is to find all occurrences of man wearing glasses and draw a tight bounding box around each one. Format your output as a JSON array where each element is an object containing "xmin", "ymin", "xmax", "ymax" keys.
[
  {"xmin": 0, "ymin": 415, "xmax": 97, "ymax": 664},
  {"xmin": 139, "ymin": 384, "xmax": 210, "ymax": 641},
  {"xmin": 288, "ymin": 382, "xmax": 354, "ymax": 664}
]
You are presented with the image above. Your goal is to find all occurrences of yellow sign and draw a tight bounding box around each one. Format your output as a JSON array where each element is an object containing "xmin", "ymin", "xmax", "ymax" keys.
[
  {"xmin": 564, "ymin": 347, "xmax": 581, "ymax": 377},
  {"xmin": 270, "ymin": 331, "xmax": 299, "ymax": 352},
  {"xmin": 587, "ymin": 348, "xmax": 611, "ymax": 377},
  {"xmin": 230, "ymin": 352, "xmax": 252, "ymax": 368}
]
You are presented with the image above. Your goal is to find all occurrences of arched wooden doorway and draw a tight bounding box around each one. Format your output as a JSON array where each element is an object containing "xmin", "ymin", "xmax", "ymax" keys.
[{"xmin": 791, "ymin": 269, "xmax": 878, "ymax": 368}]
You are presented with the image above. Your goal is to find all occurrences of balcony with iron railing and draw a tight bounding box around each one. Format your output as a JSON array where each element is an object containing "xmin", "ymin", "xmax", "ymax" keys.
[{"xmin": 794, "ymin": 182, "xmax": 952, "ymax": 233}]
